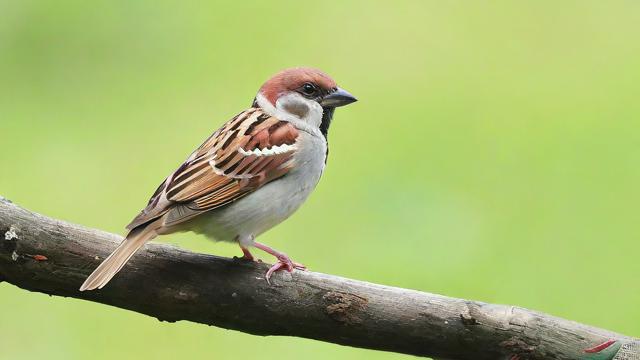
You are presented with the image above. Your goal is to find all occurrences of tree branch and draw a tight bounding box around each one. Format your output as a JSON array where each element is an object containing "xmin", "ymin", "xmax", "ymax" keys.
[{"xmin": 0, "ymin": 197, "xmax": 637, "ymax": 360}]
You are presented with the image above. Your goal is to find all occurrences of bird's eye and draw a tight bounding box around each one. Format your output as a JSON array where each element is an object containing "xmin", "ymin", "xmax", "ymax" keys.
[{"xmin": 301, "ymin": 83, "xmax": 317, "ymax": 96}]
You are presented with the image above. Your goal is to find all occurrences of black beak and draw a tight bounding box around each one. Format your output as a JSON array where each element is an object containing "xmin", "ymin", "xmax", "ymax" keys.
[{"xmin": 320, "ymin": 87, "xmax": 357, "ymax": 108}]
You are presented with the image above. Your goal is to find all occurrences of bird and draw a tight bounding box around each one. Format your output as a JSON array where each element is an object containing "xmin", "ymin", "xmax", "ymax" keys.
[{"xmin": 79, "ymin": 67, "xmax": 357, "ymax": 291}]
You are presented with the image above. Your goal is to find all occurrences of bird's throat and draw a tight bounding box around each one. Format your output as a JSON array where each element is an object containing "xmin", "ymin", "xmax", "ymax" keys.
[{"xmin": 320, "ymin": 107, "xmax": 335, "ymax": 139}]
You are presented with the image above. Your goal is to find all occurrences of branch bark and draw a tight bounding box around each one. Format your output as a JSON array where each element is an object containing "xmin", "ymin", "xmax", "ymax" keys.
[{"xmin": 0, "ymin": 197, "xmax": 637, "ymax": 360}]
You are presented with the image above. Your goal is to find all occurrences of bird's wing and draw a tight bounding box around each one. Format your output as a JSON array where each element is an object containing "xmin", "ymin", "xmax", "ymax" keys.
[{"xmin": 126, "ymin": 108, "xmax": 299, "ymax": 230}]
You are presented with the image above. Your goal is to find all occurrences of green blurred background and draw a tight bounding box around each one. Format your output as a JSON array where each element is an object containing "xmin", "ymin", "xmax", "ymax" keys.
[{"xmin": 1, "ymin": 1, "xmax": 640, "ymax": 359}]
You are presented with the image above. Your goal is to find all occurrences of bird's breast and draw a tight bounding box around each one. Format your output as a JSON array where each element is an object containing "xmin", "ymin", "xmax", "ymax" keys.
[{"xmin": 193, "ymin": 131, "xmax": 327, "ymax": 241}]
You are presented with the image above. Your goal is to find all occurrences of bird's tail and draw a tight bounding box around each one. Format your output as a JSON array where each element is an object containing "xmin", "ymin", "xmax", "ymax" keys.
[{"xmin": 79, "ymin": 220, "xmax": 161, "ymax": 291}]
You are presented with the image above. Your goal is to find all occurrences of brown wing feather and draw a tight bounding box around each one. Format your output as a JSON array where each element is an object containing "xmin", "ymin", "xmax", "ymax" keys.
[{"xmin": 126, "ymin": 108, "xmax": 299, "ymax": 230}]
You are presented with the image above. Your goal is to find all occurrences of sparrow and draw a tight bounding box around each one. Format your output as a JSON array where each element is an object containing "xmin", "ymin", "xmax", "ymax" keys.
[{"xmin": 80, "ymin": 67, "xmax": 357, "ymax": 291}]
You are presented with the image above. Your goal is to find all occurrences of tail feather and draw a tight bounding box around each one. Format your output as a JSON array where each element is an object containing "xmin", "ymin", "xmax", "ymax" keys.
[{"xmin": 79, "ymin": 222, "xmax": 160, "ymax": 291}]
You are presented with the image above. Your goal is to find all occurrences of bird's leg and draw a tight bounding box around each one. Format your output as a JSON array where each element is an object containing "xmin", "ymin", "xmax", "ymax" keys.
[
  {"xmin": 235, "ymin": 235, "xmax": 261, "ymax": 262},
  {"xmin": 253, "ymin": 242, "xmax": 306, "ymax": 284},
  {"xmin": 239, "ymin": 246, "xmax": 255, "ymax": 261}
]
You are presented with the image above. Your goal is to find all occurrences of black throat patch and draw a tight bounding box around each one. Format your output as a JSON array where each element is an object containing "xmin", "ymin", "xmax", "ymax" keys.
[
  {"xmin": 320, "ymin": 107, "xmax": 335, "ymax": 162},
  {"xmin": 320, "ymin": 107, "xmax": 335, "ymax": 138}
]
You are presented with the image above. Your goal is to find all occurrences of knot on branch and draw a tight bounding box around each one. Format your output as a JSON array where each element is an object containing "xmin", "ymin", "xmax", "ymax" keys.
[
  {"xmin": 500, "ymin": 337, "xmax": 537, "ymax": 358},
  {"xmin": 2, "ymin": 225, "xmax": 19, "ymax": 257},
  {"xmin": 4, "ymin": 225, "xmax": 18, "ymax": 241},
  {"xmin": 323, "ymin": 291, "xmax": 368, "ymax": 325},
  {"xmin": 460, "ymin": 301, "xmax": 485, "ymax": 327},
  {"xmin": 460, "ymin": 312, "xmax": 478, "ymax": 326}
]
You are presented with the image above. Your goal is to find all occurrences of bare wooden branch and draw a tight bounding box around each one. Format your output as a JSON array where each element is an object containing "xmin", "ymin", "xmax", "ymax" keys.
[{"xmin": 0, "ymin": 197, "xmax": 637, "ymax": 359}]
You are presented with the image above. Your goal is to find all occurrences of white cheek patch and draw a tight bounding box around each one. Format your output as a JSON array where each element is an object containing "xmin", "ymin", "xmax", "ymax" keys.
[{"xmin": 238, "ymin": 144, "xmax": 296, "ymax": 157}]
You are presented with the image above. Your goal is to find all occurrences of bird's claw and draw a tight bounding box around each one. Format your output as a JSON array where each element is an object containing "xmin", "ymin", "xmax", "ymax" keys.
[{"xmin": 264, "ymin": 256, "xmax": 306, "ymax": 285}]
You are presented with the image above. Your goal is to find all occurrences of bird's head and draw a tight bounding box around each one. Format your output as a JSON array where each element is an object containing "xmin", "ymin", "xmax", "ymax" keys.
[{"xmin": 254, "ymin": 67, "xmax": 357, "ymax": 136}]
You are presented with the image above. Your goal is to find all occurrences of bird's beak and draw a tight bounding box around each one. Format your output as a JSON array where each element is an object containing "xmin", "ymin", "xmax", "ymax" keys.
[{"xmin": 320, "ymin": 87, "xmax": 357, "ymax": 107}]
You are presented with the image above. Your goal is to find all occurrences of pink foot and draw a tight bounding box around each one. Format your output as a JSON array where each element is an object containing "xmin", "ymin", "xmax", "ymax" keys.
[
  {"xmin": 265, "ymin": 258, "xmax": 306, "ymax": 285},
  {"xmin": 254, "ymin": 242, "xmax": 306, "ymax": 284}
]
